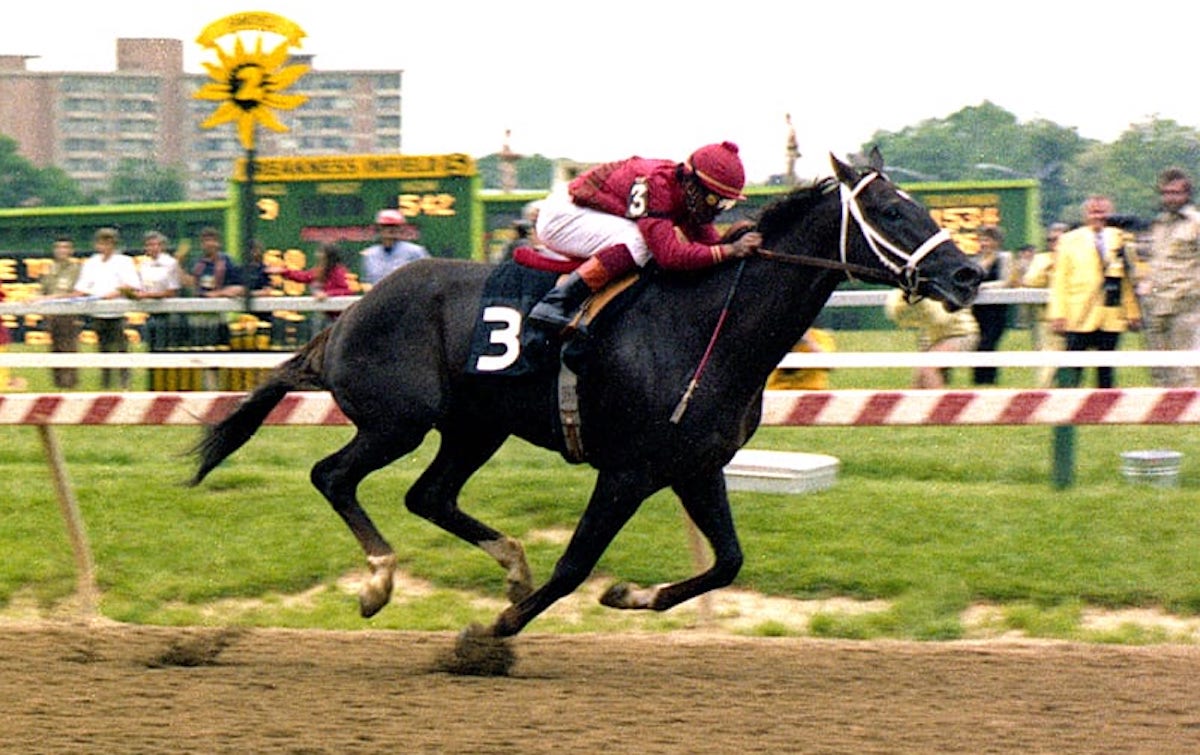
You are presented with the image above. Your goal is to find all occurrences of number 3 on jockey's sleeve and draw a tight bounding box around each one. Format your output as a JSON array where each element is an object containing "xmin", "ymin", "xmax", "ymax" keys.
[{"xmin": 626, "ymin": 178, "xmax": 649, "ymax": 219}]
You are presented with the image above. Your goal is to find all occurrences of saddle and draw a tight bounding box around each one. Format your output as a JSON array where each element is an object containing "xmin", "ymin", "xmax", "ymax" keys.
[{"xmin": 511, "ymin": 245, "xmax": 639, "ymax": 332}]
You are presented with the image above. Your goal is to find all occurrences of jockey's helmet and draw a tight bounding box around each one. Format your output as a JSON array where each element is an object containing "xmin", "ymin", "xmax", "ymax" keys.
[{"xmin": 685, "ymin": 142, "xmax": 748, "ymax": 203}]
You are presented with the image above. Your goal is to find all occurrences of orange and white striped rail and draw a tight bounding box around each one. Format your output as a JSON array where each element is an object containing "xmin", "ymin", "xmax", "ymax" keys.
[
  {"xmin": 761, "ymin": 388, "xmax": 1200, "ymax": 426},
  {"xmin": 2, "ymin": 388, "xmax": 1199, "ymax": 427},
  {"xmin": 0, "ymin": 391, "xmax": 348, "ymax": 426}
]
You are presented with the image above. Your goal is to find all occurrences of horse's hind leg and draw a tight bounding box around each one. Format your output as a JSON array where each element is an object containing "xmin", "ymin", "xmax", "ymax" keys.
[
  {"xmin": 405, "ymin": 427, "xmax": 533, "ymax": 603},
  {"xmin": 311, "ymin": 428, "xmax": 426, "ymax": 618},
  {"xmin": 600, "ymin": 469, "xmax": 744, "ymax": 612}
]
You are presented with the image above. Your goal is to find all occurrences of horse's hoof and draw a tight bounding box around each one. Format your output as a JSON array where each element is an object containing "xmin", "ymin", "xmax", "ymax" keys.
[
  {"xmin": 359, "ymin": 592, "xmax": 388, "ymax": 619},
  {"xmin": 437, "ymin": 623, "xmax": 516, "ymax": 676},
  {"xmin": 359, "ymin": 554, "xmax": 396, "ymax": 618},
  {"xmin": 600, "ymin": 582, "xmax": 658, "ymax": 609},
  {"xmin": 506, "ymin": 578, "xmax": 534, "ymax": 605},
  {"xmin": 600, "ymin": 582, "xmax": 632, "ymax": 608}
]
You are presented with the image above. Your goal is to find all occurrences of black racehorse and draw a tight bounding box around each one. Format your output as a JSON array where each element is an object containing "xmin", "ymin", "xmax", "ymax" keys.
[{"xmin": 190, "ymin": 150, "xmax": 982, "ymax": 643}]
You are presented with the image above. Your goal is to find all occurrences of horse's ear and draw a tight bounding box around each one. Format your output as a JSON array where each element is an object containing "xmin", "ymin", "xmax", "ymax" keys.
[
  {"xmin": 867, "ymin": 146, "xmax": 885, "ymax": 173},
  {"xmin": 831, "ymin": 152, "xmax": 856, "ymax": 183}
]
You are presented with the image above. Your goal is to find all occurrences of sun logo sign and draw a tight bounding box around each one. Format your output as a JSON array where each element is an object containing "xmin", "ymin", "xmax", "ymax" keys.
[{"xmin": 194, "ymin": 11, "xmax": 309, "ymax": 151}]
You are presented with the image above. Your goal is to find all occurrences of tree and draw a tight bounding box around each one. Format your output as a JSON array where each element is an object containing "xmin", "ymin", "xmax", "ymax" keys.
[
  {"xmin": 864, "ymin": 102, "xmax": 1106, "ymax": 225},
  {"xmin": 0, "ymin": 134, "xmax": 88, "ymax": 207},
  {"xmin": 477, "ymin": 152, "xmax": 555, "ymax": 191},
  {"xmin": 867, "ymin": 101, "xmax": 1033, "ymax": 182},
  {"xmin": 107, "ymin": 158, "xmax": 187, "ymax": 204},
  {"xmin": 1022, "ymin": 118, "xmax": 1091, "ymax": 225},
  {"xmin": 1062, "ymin": 118, "xmax": 1200, "ymax": 222}
]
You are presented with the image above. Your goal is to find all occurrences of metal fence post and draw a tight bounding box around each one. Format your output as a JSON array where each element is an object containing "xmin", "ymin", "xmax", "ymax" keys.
[{"xmin": 1052, "ymin": 425, "xmax": 1076, "ymax": 489}]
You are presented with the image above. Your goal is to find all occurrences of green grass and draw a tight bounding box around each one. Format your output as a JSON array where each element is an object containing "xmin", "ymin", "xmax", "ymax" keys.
[{"xmin": 1, "ymin": 326, "xmax": 1197, "ymax": 643}]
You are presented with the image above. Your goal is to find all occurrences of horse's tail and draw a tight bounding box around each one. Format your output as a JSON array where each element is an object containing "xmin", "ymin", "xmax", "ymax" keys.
[{"xmin": 187, "ymin": 327, "xmax": 333, "ymax": 486}]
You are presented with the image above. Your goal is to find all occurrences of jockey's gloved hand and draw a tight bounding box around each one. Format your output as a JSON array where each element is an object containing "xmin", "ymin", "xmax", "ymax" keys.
[
  {"xmin": 726, "ymin": 232, "xmax": 763, "ymax": 259},
  {"xmin": 719, "ymin": 221, "xmax": 756, "ymax": 243}
]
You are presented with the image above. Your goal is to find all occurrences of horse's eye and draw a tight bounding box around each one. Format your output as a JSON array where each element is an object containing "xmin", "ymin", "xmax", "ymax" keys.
[{"xmin": 882, "ymin": 205, "xmax": 904, "ymax": 221}]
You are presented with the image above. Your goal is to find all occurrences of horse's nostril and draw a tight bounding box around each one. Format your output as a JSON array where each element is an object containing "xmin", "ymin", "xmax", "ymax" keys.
[{"xmin": 954, "ymin": 265, "xmax": 984, "ymax": 286}]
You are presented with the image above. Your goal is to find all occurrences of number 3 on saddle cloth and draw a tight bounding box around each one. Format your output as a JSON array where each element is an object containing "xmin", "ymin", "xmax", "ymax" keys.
[{"xmin": 465, "ymin": 246, "xmax": 640, "ymax": 377}]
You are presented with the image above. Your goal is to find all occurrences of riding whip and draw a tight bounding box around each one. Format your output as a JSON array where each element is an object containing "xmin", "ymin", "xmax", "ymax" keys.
[{"xmin": 670, "ymin": 259, "xmax": 746, "ymax": 424}]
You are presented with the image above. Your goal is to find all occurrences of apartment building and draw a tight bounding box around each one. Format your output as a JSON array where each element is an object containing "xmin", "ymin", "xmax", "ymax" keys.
[{"xmin": 0, "ymin": 38, "xmax": 402, "ymax": 201}]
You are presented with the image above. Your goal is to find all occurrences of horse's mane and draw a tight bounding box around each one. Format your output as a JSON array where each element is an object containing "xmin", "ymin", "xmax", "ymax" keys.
[{"xmin": 754, "ymin": 177, "xmax": 839, "ymax": 239}]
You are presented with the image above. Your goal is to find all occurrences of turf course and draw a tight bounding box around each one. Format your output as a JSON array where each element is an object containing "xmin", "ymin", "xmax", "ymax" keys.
[{"xmin": 2, "ymin": 329, "xmax": 1197, "ymax": 642}]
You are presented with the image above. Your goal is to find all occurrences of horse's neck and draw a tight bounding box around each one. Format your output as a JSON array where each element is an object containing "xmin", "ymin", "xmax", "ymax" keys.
[
  {"xmin": 721, "ymin": 263, "xmax": 842, "ymax": 388},
  {"xmin": 625, "ymin": 260, "xmax": 841, "ymax": 396},
  {"xmin": 731, "ymin": 198, "xmax": 848, "ymax": 372}
]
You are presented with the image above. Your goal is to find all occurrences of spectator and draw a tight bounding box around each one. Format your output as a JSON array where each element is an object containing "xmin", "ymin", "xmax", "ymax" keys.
[
  {"xmin": 134, "ymin": 230, "xmax": 182, "ymax": 352},
  {"xmin": 360, "ymin": 209, "xmax": 428, "ymax": 287},
  {"xmin": 0, "ymin": 287, "xmax": 25, "ymax": 390},
  {"xmin": 1011, "ymin": 243, "xmax": 1037, "ymax": 329},
  {"xmin": 498, "ymin": 200, "xmax": 562, "ymax": 267},
  {"xmin": 970, "ymin": 225, "xmax": 1013, "ymax": 385},
  {"xmin": 38, "ymin": 234, "xmax": 82, "ymax": 388},
  {"xmin": 501, "ymin": 219, "xmax": 535, "ymax": 263},
  {"xmin": 242, "ymin": 240, "xmax": 274, "ymax": 296},
  {"xmin": 234, "ymin": 239, "xmax": 282, "ymax": 353},
  {"xmin": 1022, "ymin": 222, "xmax": 1069, "ymax": 387},
  {"xmin": 182, "ymin": 227, "xmax": 244, "ymax": 370},
  {"xmin": 766, "ymin": 328, "xmax": 835, "ymax": 390},
  {"xmin": 885, "ymin": 289, "xmax": 979, "ymax": 389},
  {"xmin": 72, "ymin": 227, "xmax": 141, "ymax": 390},
  {"xmin": 270, "ymin": 243, "xmax": 355, "ymax": 327},
  {"xmin": 1048, "ymin": 196, "xmax": 1141, "ymax": 389},
  {"xmin": 1141, "ymin": 167, "xmax": 1200, "ymax": 386},
  {"xmin": 187, "ymin": 227, "xmax": 245, "ymax": 298}
]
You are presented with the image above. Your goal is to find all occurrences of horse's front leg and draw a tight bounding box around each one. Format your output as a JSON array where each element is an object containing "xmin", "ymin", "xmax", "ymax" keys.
[
  {"xmin": 489, "ymin": 467, "xmax": 658, "ymax": 637},
  {"xmin": 600, "ymin": 469, "xmax": 743, "ymax": 612}
]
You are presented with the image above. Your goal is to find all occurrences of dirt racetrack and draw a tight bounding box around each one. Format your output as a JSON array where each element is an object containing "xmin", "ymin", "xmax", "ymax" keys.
[{"xmin": 3, "ymin": 623, "xmax": 1200, "ymax": 754}]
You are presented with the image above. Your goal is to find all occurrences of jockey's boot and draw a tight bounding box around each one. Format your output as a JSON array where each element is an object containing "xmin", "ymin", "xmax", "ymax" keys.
[
  {"xmin": 526, "ymin": 245, "xmax": 636, "ymax": 336},
  {"xmin": 527, "ymin": 270, "xmax": 593, "ymax": 333}
]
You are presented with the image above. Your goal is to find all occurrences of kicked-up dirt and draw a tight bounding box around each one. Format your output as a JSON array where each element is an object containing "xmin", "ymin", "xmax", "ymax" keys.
[{"xmin": 2, "ymin": 622, "xmax": 1199, "ymax": 753}]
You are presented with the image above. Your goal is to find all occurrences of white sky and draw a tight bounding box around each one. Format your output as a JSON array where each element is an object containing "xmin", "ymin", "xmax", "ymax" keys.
[{"xmin": 2, "ymin": 1, "xmax": 1194, "ymax": 182}]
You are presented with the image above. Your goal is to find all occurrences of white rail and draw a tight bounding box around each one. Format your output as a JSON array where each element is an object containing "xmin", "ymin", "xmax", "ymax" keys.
[
  {"xmin": 0, "ymin": 295, "xmax": 358, "ymax": 316},
  {"xmin": 0, "ymin": 287, "xmax": 1049, "ymax": 318},
  {"xmin": 1, "ymin": 350, "xmax": 1198, "ymax": 370}
]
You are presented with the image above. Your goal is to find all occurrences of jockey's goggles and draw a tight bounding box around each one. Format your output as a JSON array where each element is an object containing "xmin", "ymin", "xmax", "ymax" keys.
[{"xmin": 704, "ymin": 192, "xmax": 737, "ymax": 211}]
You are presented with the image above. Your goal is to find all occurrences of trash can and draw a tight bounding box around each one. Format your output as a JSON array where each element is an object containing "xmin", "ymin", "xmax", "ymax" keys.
[{"xmin": 1120, "ymin": 450, "xmax": 1183, "ymax": 488}]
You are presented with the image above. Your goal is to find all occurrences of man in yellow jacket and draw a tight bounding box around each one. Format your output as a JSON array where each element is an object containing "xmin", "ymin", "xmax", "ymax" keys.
[{"xmin": 1048, "ymin": 195, "xmax": 1141, "ymax": 388}]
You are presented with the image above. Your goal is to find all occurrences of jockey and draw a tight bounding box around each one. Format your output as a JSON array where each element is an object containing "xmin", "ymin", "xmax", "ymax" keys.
[{"xmin": 527, "ymin": 141, "xmax": 763, "ymax": 333}]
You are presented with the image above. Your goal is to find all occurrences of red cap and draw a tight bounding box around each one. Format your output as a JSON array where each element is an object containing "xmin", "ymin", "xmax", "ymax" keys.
[
  {"xmin": 686, "ymin": 141, "xmax": 747, "ymax": 200},
  {"xmin": 375, "ymin": 209, "xmax": 407, "ymax": 226}
]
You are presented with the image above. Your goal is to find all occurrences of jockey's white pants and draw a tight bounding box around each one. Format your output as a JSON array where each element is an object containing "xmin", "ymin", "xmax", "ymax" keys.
[{"xmin": 535, "ymin": 188, "xmax": 653, "ymax": 266}]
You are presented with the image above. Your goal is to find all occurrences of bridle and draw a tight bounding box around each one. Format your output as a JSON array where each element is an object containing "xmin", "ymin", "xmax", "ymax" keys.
[
  {"xmin": 671, "ymin": 170, "xmax": 953, "ymax": 425},
  {"xmin": 753, "ymin": 171, "xmax": 952, "ymax": 300}
]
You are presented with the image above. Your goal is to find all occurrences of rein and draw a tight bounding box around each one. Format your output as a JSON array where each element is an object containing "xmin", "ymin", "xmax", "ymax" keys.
[{"xmin": 752, "ymin": 247, "xmax": 896, "ymax": 284}]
